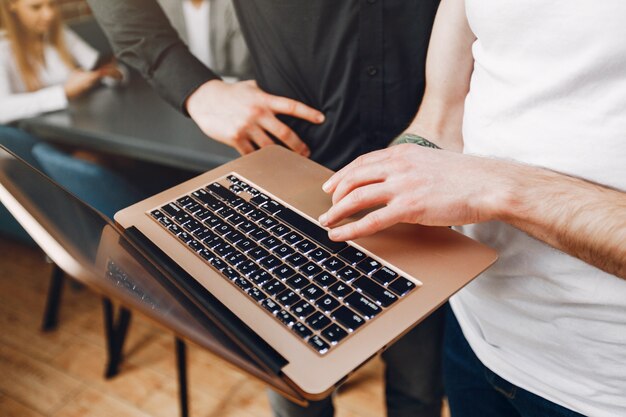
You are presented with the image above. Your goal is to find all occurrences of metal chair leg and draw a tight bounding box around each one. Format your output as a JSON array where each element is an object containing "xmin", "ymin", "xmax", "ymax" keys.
[
  {"xmin": 102, "ymin": 298, "xmax": 133, "ymax": 378},
  {"xmin": 41, "ymin": 265, "xmax": 65, "ymax": 331},
  {"xmin": 175, "ymin": 338, "xmax": 189, "ymax": 417}
]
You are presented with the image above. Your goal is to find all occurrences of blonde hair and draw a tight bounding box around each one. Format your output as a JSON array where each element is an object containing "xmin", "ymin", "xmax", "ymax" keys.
[{"xmin": 0, "ymin": 0, "xmax": 75, "ymax": 91}]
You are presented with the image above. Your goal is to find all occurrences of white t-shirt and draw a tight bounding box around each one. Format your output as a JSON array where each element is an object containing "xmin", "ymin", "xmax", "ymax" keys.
[
  {"xmin": 0, "ymin": 27, "xmax": 99, "ymax": 124},
  {"xmin": 453, "ymin": 1, "xmax": 626, "ymax": 416},
  {"xmin": 182, "ymin": 0, "xmax": 212, "ymax": 68}
]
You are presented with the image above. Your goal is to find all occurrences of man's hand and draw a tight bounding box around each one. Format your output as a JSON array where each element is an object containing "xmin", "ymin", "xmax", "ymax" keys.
[
  {"xmin": 318, "ymin": 144, "xmax": 511, "ymax": 241},
  {"xmin": 186, "ymin": 79, "xmax": 325, "ymax": 156}
]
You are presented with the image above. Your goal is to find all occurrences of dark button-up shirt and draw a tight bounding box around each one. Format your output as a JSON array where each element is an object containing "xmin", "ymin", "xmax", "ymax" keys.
[{"xmin": 88, "ymin": 0, "xmax": 440, "ymax": 170}]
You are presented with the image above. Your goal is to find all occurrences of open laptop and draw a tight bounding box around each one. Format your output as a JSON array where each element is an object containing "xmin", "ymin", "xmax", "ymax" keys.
[
  {"xmin": 113, "ymin": 145, "xmax": 498, "ymax": 398},
  {"xmin": 1, "ymin": 145, "xmax": 497, "ymax": 401},
  {"xmin": 0, "ymin": 146, "xmax": 316, "ymax": 404}
]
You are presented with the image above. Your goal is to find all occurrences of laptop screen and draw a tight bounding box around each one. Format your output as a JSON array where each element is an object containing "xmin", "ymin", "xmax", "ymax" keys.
[{"xmin": 0, "ymin": 146, "xmax": 303, "ymax": 402}]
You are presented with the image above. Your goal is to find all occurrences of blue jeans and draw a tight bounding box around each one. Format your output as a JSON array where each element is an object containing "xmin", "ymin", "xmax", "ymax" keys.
[
  {"xmin": 443, "ymin": 305, "xmax": 584, "ymax": 417},
  {"xmin": 269, "ymin": 305, "xmax": 446, "ymax": 417}
]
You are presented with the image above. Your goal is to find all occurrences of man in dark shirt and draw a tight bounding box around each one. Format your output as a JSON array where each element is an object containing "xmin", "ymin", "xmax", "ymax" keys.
[{"xmin": 87, "ymin": 1, "xmax": 443, "ymax": 416}]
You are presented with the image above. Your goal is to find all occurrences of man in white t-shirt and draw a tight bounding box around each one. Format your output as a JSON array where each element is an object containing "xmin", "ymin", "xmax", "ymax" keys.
[{"xmin": 317, "ymin": 0, "xmax": 626, "ymax": 416}]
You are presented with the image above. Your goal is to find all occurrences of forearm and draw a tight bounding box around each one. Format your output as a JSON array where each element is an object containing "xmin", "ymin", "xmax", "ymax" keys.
[
  {"xmin": 0, "ymin": 87, "xmax": 68, "ymax": 124},
  {"xmin": 87, "ymin": 0, "xmax": 218, "ymax": 112},
  {"xmin": 403, "ymin": 0, "xmax": 475, "ymax": 151},
  {"xmin": 496, "ymin": 164, "xmax": 626, "ymax": 279}
]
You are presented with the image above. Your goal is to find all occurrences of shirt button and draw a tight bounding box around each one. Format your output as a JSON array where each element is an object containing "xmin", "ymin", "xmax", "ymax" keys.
[{"xmin": 366, "ymin": 66, "xmax": 378, "ymax": 76}]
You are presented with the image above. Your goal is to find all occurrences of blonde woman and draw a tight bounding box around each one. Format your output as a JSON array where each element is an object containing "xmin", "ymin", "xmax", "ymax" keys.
[{"xmin": 0, "ymin": 0, "xmax": 122, "ymax": 124}]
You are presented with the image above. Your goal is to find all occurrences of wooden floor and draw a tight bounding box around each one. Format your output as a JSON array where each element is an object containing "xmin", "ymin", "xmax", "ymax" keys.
[{"xmin": 0, "ymin": 236, "xmax": 449, "ymax": 417}]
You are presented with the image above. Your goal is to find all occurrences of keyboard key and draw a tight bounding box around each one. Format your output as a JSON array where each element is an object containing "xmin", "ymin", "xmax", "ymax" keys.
[
  {"xmin": 234, "ymin": 276, "xmax": 252, "ymax": 291},
  {"xmin": 161, "ymin": 202, "xmax": 182, "ymax": 218},
  {"xmin": 187, "ymin": 239, "xmax": 204, "ymax": 252},
  {"xmin": 250, "ymin": 228, "xmax": 270, "ymax": 241},
  {"xmin": 177, "ymin": 231, "xmax": 193, "ymax": 243},
  {"xmin": 235, "ymin": 238, "xmax": 257, "ymax": 253},
  {"xmin": 193, "ymin": 189, "xmax": 226, "ymax": 211},
  {"xmin": 270, "ymin": 223, "xmax": 291, "ymax": 237},
  {"xmin": 306, "ymin": 313, "xmax": 331, "ymax": 331},
  {"xmin": 292, "ymin": 322, "xmax": 313, "ymax": 339},
  {"xmin": 301, "ymin": 283, "xmax": 325, "ymax": 301},
  {"xmin": 345, "ymin": 293, "xmax": 381, "ymax": 319},
  {"xmin": 249, "ymin": 247, "xmax": 270, "ymax": 261},
  {"xmin": 223, "ymin": 267, "xmax": 239, "ymax": 280},
  {"xmin": 176, "ymin": 196, "xmax": 194, "ymax": 208},
  {"xmin": 236, "ymin": 260, "xmax": 258, "ymax": 275},
  {"xmin": 250, "ymin": 193, "xmax": 269, "ymax": 206},
  {"xmin": 276, "ymin": 290, "xmax": 300, "ymax": 308},
  {"xmin": 316, "ymin": 294, "xmax": 340, "ymax": 313},
  {"xmin": 263, "ymin": 278, "xmax": 286, "ymax": 296},
  {"xmin": 260, "ymin": 254, "xmax": 281, "ymax": 269},
  {"xmin": 226, "ymin": 252, "xmax": 246, "ymax": 266},
  {"xmin": 237, "ymin": 221, "xmax": 257, "ymax": 234},
  {"xmin": 286, "ymin": 274, "xmax": 309, "ymax": 290},
  {"xmin": 261, "ymin": 199, "xmax": 285, "ymax": 215},
  {"xmin": 247, "ymin": 287, "xmax": 266, "ymax": 302},
  {"xmin": 262, "ymin": 298, "xmax": 280, "ymax": 314},
  {"xmin": 313, "ymin": 272, "xmax": 337, "ymax": 288},
  {"xmin": 337, "ymin": 246, "xmax": 367, "ymax": 265},
  {"xmin": 227, "ymin": 214, "xmax": 245, "ymax": 226},
  {"xmin": 309, "ymin": 248, "xmax": 331, "ymax": 263},
  {"xmin": 276, "ymin": 207, "xmax": 348, "ymax": 253},
  {"xmin": 286, "ymin": 253, "xmax": 308, "ymax": 267},
  {"xmin": 353, "ymin": 277, "xmax": 398, "ymax": 307},
  {"xmin": 203, "ymin": 215, "xmax": 223, "ymax": 229},
  {"xmin": 215, "ymin": 223, "xmax": 236, "ymax": 237},
  {"xmin": 259, "ymin": 216, "xmax": 279, "ymax": 229},
  {"xmin": 273, "ymin": 264, "xmax": 296, "ymax": 280},
  {"xmin": 225, "ymin": 230, "xmax": 245, "ymax": 244},
  {"xmin": 291, "ymin": 300, "xmax": 315, "ymax": 319},
  {"xmin": 388, "ymin": 276, "xmax": 417, "ymax": 296},
  {"xmin": 296, "ymin": 239, "xmax": 317, "ymax": 254},
  {"xmin": 328, "ymin": 282, "xmax": 353, "ymax": 298},
  {"xmin": 218, "ymin": 207, "xmax": 235, "ymax": 219},
  {"xmin": 249, "ymin": 269, "xmax": 271, "ymax": 285},
  {"xmin": 322, "ymin": 257, "xmax": 346, "ymax": 272},
  {"xmin": 300, "ymin": 262, "xmax": 323, "ymax": 277},
  {"xmin": 236, "ymin": 202, "xmax": 255, "ymax": 215},
  {"xmin": 321, "ymin": 324, "xmax": 348, "ymax": 344},
  {"xmin": 198, "ymin": 248, "xmax": 214, "ymax": 262},
  {"xmin": 356, "ymin": 257, "xmax": 382, "ymax": 275},
  {"xmin": 331, "ymin": 306, "xmax": 365, "ymax": 331},
  {"xmin": 158, "ymin": 216, "xmax": 172, "ymax": 228},
  {"xmin": 277, "ymin": 310, "xmax": 296, "ymax": 327},
  {"xmin": 194, "ymin": 206, "xmax": 212, "ymax": 221},
  {"xmin": 210, "ymin": 257, "xmax": 227, "ymax": 270},
  {"xmin": 337, "ymin": 266, "xmax": 359, "ymax": 282},
  {"xmin": 247, "ymin": 208, "xmax": 266, "ymax": 222},
  {"xmin": 215, "ymin": 243, "xmax": 236, "ymax": 257},
  {"xmin": 284, "ymin": 231, "xmax": 304, "ymax": 245},
  {"xmin": 308, "ymin": 336, "xmax": 330, "ymax": 354},
  {"xmin": 273, "ymin": 244, "xmax": 295, "ymax": 259},
  {"xmin": 182, "ymin": 219, "xmax": 201, "ymax": 233},
  {"xmin": 150, "ymin": 209, "xmax": 165, "ymax": 220},
  {"xmin": 192, "ymin": 227, "xmax": 212, "ymax": 241},
  {"xmin": 372, "ymin": 266, "xmax": 398, "ymax": 285},
  {"xmin": 208, "ymin": 182, "xmax": 244, "ymax": 206}
]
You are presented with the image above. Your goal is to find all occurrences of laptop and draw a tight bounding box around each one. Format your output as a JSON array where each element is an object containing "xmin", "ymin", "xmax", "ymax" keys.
[{"xmin": 1, "ymin": 145, "xmax": 497, "ymax": 401}]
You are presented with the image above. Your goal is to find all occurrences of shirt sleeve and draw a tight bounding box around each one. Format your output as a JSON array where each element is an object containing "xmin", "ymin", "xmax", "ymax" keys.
[
  {"xmin": 0, "ymin": 84, "xmax": 68, "ymax": 124},
  {"xmin": 86, "ymin": 0, "xmax": 220, "ymax": 114},
  {"xmin": 63, "ymin": 27, "xmax": 100, "ymax": 70}
]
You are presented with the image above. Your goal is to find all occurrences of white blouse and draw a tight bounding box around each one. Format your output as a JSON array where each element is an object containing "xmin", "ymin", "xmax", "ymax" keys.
[{"xmin": 0, "ymin": 27, "xmax": 99, "ymax": 124}]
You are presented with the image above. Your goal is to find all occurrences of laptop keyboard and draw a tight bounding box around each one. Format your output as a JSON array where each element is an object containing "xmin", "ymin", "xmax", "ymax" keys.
[{"xmin": 148, "ymin": 174, "xmax": 418, "ymax": 355}]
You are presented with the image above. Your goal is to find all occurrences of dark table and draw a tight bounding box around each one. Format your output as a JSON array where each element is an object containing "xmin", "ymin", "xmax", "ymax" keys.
[{"xmin": 19, "ymin": 76, "xmax": 238, "ymax": 172}]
